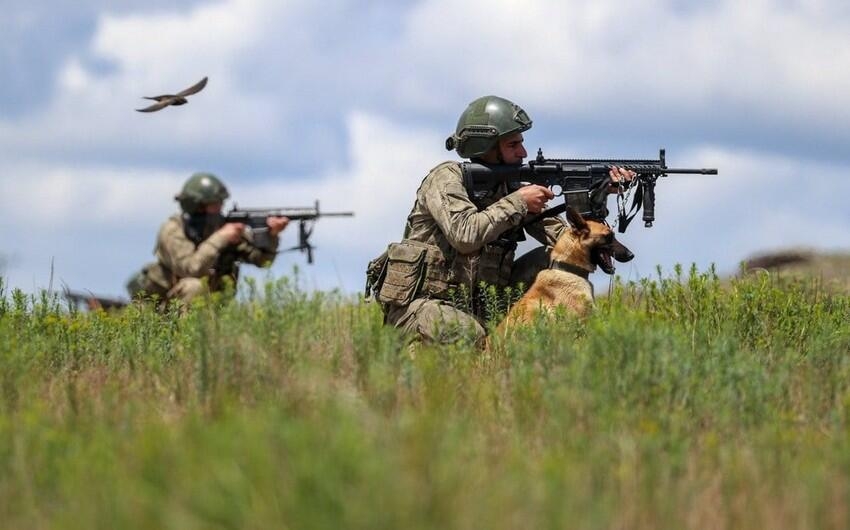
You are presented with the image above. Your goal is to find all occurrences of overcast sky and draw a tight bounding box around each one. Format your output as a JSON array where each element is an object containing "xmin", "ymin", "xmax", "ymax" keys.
[{"xmin": 2, "ymin": 0, "xmax": 849, "ymax": 298}]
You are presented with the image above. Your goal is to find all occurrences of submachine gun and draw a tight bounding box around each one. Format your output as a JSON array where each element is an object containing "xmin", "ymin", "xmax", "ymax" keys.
[
  {"xmin": 462, "ymin": 148, "xmax": 717, "ymax": 232},
  {"xmin": 224, "ymin": 200, "xmax": 354, "ymax": 263}
]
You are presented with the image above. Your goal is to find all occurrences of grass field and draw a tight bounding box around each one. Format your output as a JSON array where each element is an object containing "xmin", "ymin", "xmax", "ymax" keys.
[{"xmin": 2, "ymin": 266, "xmax": 850, "ymax": 529}]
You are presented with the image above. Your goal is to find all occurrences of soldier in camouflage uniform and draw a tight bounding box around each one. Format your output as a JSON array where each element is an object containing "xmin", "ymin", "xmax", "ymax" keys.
[
  {"xmin": 126, "ymin": 172, "xmax": 289, "ymax": 307},
  {"xmin": 368, "ymin": 95, "xmax": 634, "ymax": 344}
]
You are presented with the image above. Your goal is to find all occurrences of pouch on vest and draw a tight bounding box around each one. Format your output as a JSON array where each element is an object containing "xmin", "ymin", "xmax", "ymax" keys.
[
  {"xmin": 420, "ymin": 243, "xmax": 454, "ymax": 299},
  {"xmin": 377, "ymin": 242, "xmax": 427, "ymax": 306},
  {"xmin": 477, "ymin": 243, "xmax": 515, "ymax": 288},
  {"xmin": 365, "ymin": 250, "xmax": 389, "ymax": 299},
  {"xmin": 126, "ymin": 263, "xmax": 169, "ymax": 299}
]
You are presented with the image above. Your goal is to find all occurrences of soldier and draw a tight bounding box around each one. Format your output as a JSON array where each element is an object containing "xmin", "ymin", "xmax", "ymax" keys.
[
  {"xmin": 368, "ymin": 95, "xmax": 634, "ymax": 343},
  {"xmin": 126, "ymin": 172, "xmax": 288, "ymax": 307}
]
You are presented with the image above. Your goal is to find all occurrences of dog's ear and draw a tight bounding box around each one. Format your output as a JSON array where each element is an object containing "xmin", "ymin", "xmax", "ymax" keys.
[{"xmin": 565, "ymin": 206, "xmax": 589, "ymax": 232}]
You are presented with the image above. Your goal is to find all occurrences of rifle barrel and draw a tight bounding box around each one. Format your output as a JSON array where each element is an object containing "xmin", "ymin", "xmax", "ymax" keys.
[
  {"xmin": 664, "ymin": 168, "xmax": 718, "ymax": 174},
  {"xmin": 228, "ymin": 208, "xmax": 354, "ymax": 216},
  {"xmin": 285, "ymin": 211, "xmax": 355, "ymax": 219},
  {"xmin": 616, "ymin": 166, "xmax": 718, "ymax": 175}
]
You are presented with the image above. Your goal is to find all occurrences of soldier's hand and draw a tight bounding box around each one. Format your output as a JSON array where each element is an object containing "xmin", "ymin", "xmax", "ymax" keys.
[
  {"xmin": 517, "ymin": 184, "xmax": 554, "ymax": 214},
  {"xmin": 218, "ymin": 222, "xmax": 245, "ymax": 244},
  {"xmin": 608, "ymin": 166, "xmax": 636, "ymax": 193},
  {"xmin": 267, "ymin": 216, "xmax": 289, "ymax": 237}
]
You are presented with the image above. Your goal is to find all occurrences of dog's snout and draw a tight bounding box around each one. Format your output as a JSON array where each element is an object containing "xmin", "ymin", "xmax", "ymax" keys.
[{"xmin": 615, "ymin": 246, "xmax": 635, "ymax": 263}]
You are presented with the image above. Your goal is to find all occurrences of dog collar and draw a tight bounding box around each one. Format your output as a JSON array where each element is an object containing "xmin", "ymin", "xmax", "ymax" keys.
[{"xmin": 548, "ymin": 259, "xmax": 592, "ymax": 279}]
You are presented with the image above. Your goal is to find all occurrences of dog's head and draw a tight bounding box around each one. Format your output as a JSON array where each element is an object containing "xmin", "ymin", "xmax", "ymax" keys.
[{"xmin": 559, "ymin": 207, "xmax": 634, "ymax": 274}]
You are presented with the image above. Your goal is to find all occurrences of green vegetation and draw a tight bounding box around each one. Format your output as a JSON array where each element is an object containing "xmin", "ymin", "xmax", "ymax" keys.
[{"xmin": 2, "ymin": 267, "xmax": 850, "ymax": 529}]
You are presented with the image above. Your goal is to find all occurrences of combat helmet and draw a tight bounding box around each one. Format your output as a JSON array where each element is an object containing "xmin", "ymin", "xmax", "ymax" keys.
[
  {"xmin": 445, "ymin": 95, "xmax": 532, "ymax": 158},
  {"xmin": 175, "ymin": 172, "xmax": 230, "ymax": 212}
]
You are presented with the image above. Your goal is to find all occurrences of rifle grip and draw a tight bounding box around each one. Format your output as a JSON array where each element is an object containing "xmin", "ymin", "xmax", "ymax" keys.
[
  {"xmin": 252, "ymin": 227, "xmax": 273, "ymax": 250},
  {"xmin": 642, "ymin": 181, "xmax": 656, "ymax": 227}
]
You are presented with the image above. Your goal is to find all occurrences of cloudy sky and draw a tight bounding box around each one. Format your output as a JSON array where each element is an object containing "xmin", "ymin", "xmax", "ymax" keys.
[{"xmin": 2, "ymin": 0, "xmax": 849, "ymax": 299}]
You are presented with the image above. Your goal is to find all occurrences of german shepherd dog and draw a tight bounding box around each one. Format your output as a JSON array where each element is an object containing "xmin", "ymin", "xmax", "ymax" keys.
[{"xmin": 500, "ymin": 207, "xmax": 634, "ymax": 330}]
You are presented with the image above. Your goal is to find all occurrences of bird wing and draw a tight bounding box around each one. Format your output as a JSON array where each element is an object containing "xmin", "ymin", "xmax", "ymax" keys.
[
  {"xmin": 176, "ymin": 76, "xmax": 208, "ymax": 97},
  {"xmin": 136, "ymin": 100, "xmax": 173, "ymax": 112}
]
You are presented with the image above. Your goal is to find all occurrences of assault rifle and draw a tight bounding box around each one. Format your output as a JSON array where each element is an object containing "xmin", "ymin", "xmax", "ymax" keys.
[
  {"xmin": 63, "ymin": 289, "xmax": 128, "ymax": 311},
  {"xmin": 224, "ymin": 200, "xmax": 354, "ymax": 263},
  {"xmin": 462, "ymin": 148, "xmax": 717, "ymax": 232}
]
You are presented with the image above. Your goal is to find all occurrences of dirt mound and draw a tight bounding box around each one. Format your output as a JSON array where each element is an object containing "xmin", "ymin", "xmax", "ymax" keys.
[
  {"xmin": 743, "ymin": 249, "xmax": 813, "ymax": 271},
  {"xmin": 740, "ymin": 248, "xmax": 850, "ymax": 292}
]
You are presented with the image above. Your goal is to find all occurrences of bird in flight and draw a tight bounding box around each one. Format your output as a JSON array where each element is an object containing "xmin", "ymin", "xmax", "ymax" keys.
[{"xmin": 135, "ymin": 76, "xmax": 208, "ymax": 113}]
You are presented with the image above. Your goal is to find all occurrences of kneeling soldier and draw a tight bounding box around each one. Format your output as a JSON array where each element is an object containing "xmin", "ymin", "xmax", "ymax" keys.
[
  {"xmin": 127, "ymin": 172, "xmax": 288, "ymax": 307},
  {"xmin": 367, "ymin": 95, "xmax": 633, "ymax": 344}
]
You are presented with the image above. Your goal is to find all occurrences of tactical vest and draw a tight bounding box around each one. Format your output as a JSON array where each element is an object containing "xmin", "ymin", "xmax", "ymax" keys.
[
  {"xmin": 183, "ymin": 213, "xmax": 241, "ymax": 290},
  {"xmin": 366, "ymin": 162, "xmax": 521, "ymax": 308},
  {"xmin": 127, "ymin": 214, "xmax": 239, "ymax": 299}
]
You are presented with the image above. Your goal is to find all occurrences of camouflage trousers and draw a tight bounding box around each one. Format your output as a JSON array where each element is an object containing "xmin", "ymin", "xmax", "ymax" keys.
[
  {"xmin": 167, "ymin": 278, "xmax": 209, "ymax": 305},
  {"xmin": 385, "ymin": 246, "xmax": 550, "ymax": 344},
  {"xmin": 126, "ymin": 268, "xmax": 210, "ymax": 310}
]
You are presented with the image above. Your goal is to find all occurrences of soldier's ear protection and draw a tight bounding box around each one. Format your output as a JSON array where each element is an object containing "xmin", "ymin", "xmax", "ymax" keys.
[{"xmin": 445, "ymin": 125, "xmax": 499, "ymax": 151}]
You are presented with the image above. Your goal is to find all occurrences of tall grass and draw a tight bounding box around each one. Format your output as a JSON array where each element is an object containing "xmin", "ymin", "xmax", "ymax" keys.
[{"xmin": 1, "ymin": 268, "xmax": 849, "ymax": 530}]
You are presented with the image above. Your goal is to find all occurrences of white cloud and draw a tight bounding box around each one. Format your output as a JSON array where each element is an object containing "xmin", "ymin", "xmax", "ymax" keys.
[
  {"xmin": 58, "ymin": 58, "xmax": 92, "ymax": 92},
  {"xmin": 401, "ymin": 0, "xmax": 850, "ymax": 129},
  {"xmin": 5, "ymin": 0, "xmax": 850, "ymax": 166},
  {"xmin": 92, "ymin": 1, "xmax": 264, "ymax": 72},
  {"xmin": 0, "ymin": 0, "xmax": 292, "ymax": 165},
  {"xmin": 0, "ymin": 162, "xmax": 184, "ymax": 226}
]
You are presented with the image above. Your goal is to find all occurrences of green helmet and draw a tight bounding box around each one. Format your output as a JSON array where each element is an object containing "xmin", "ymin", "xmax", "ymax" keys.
[
  {"xmin": 175, "ymin": 172, "xmax": 230, "ymax": 212},
  {"xmin": 445, "ymin": 95, "xmax": 532, "ymax": 158}
]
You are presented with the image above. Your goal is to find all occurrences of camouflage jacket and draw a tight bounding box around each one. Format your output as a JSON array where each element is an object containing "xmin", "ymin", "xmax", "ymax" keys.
[
  {"xmin": 146, "ymin": 213, "xmax": 279, "ymax": 291},
  {"xmin": 401, "ymin": 161, "xmax": 567, "ymax": 290}
]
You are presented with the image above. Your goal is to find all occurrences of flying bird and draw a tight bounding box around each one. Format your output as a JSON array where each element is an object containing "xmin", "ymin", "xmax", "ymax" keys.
[{"xmin": 135, "ymin": 76, "xmax": 208, "ymax": 113}]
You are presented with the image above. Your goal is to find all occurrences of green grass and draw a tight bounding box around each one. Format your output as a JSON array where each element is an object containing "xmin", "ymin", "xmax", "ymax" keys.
[{"xmin": 1, "ymin": 267, "xmax": 850, "ymax": 530}]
